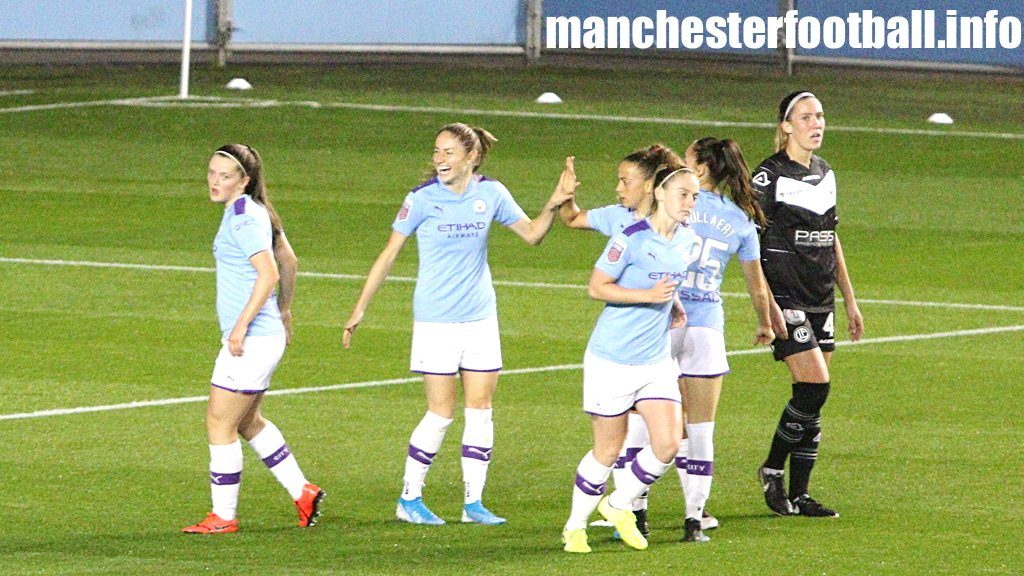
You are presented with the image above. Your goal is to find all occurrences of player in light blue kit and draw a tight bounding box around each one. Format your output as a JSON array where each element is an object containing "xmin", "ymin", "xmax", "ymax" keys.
[
  {"xmin": 184, "ymin": 144, "xmax": 323, "ymax": 535},
  {"xmin": 561, "ymin": 165, "xmax": 700, "ymax": 554},
  {"xmin": 670, "ymin": 137, "xmax": 776, "ymax": 542},
  {"xmin": 559, "ymin": 144, "xmax": 695, "ymax": 536},
  {"xmin": 343, "ymin": 123, "xmax": 576, "ymax": 526},
  {"xmin": 560, "ymin": 144, "xmax": 678, "ymax": 237}
]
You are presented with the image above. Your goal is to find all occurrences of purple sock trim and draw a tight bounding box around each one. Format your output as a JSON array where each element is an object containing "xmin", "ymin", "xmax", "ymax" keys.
[
  {"xmin": 575, "ymin": 473, "xmax": 606, "ymax": 496},
  {"xmin": 210, "ymin": 471, "xmax": 241, "ymax": 485},
  {"xmin": 408, "ymin": 444, "xmax": 437, "ymax": 465},
  {"xmin": 262, "ymin": 444, "xmax": 291, "ymax": 468},
  {"xmin": 615, "ymin": 447, "xmax": 642, "ymax": 467},
  {"xmin": 630, "ymin": 458, "xmax": 660, "ymax": 486},
  {"xmin": 461, "ymin": 444, "xmax": 492, "ymax": 461},
  {"xmin": 674, "ymin": 456, "xmax": 688, "ymax": 469},
  {"xmin": 686, "ymin": 459, "xmax": 714, "ymax": 476}
]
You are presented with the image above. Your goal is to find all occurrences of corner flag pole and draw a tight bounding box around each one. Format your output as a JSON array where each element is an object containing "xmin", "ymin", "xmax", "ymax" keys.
[{"xmin": 179, "ymin": 0, "xmax": 194, "ymax": 99}]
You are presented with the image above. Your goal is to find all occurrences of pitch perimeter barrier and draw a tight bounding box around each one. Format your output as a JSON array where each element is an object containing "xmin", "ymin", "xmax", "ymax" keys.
[
  {"xmin": 0, "ymin": 0, "xmax": 534, "ymax": 61},
  {"xmin": 0, "ymin": 0, "xmax": 214, "ymax": 46},
  {"xmin": 0, "ymin": 0, "xmax": 1018, "ymax": 73}
]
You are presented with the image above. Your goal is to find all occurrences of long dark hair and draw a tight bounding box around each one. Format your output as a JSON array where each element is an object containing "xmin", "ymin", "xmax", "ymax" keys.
[
  {"xmin": 215, "ymin": 144, "xmax": 283, "ymax": 246},
  {"xmin": 621, "ymin": 144, "xmax": 683, "ymax": 182},
  {"xmin": 691, "ymin": 137, "xmax": 766, "ymax": 228}
]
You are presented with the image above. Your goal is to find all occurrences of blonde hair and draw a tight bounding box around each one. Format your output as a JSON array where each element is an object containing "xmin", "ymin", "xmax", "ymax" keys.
[
  {"xmin": 437, "ymin": 123, "xmax": 497, "ymax": 172},
  {"xmin": 774, "ymin": 90, "xmax": 817, "ymax": 152}
]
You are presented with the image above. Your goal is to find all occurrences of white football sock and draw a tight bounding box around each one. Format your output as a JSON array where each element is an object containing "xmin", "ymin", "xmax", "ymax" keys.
[
  {"xmin": 608, "ymin": 446, "xmax": 671, "ymax": 511},
  {"xmin": 248, "ymin": 420, "xmax": 308, "ymax": 500},
  {"xmin": 402, "ymin": 411, "xmax": 453, "ymax": 500},
  {"xmin": 461, "ymin": 407, "xmax": 494, "ymax": 504},
  {"xmin": 685, "ymin": 422, "xmax": 715, "ymax": 520},
  {"xmin": 209, "ymin": 440, "xmax": 243, "ymax": 521},
  {"xmin": 565, "ymin": 451, "xmax": 611, "ymax": 531}
]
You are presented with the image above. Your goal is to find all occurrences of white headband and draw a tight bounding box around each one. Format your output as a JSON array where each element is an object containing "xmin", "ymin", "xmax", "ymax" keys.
[
  {"xmin": 656, "ymin": 167, "xmax": 694, "ymax": 190},
  {"xmin": 782, "ymin": 92, "xmax": 816, "ymax": 122},
  {"xmin": 214, "ymin": 150, "xmax": 248, "ymax": 177}
]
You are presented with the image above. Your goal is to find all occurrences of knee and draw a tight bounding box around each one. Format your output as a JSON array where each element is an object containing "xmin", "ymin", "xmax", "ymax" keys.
[
  {"xmin": 592, "ymin": 444, "xmax": 622, "ymax": 467},
  {"xmin": 463, "ymin": 397, "xmax": 493, "ymax": 410},
  {"xmin": 205, "ymin": 410, "xmax": 239, "ymax": 444},
  {"xmin": 425, "ymin": 402, "xmax": 457, "ymax": 420},
  {"xmin": 649, "ymin": 433, "xmax": 681, "ymax": 463},
  {"xmin": 237, "ymin": 414, "xmax": 266, "ymax": 441},
  {"xmin": 205, "ymin": 404, "xmax": 231, "ymax": 431},
  {"xmin": 791, "ymin": 382, "xmax": 830, "ymax": 414}
]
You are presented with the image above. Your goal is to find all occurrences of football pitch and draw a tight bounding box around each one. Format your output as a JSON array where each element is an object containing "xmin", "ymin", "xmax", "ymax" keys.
[{"xmin": 1, "ymin": 62, "xmax": 1022, "ymax": 575}]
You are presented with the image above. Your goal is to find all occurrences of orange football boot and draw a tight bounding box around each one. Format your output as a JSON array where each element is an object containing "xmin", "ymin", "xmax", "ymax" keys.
[
  {"xmin": 182, "ymin": 512, "xmax": 239, "ymax": 534},
  {"xmin": 295, "ymin": 483, "xmax": 325, "ymax": 527}
]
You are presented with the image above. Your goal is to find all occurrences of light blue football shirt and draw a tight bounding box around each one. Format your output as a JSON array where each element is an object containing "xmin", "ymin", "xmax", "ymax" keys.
[
  {"xmin": 587, "ymin": 219, "xmax": 700, "ymax": 365},
  {"xmin": 392, "ymin": 175, "xmax": 527, "ymax": 323},
  {"xmin": 677, "ymin": 190, "xmax": 760, "ymax": 331},
  {"xmin": 586, "ymin": 203, "xmax": 644, "ymax": 237},
  {"xmin": 213, "ymin": 196, "xmax": 283, "ymax": 337}
]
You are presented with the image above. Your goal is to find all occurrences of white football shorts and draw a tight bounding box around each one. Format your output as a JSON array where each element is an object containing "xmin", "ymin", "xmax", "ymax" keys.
[
  {"xmin": 211, "ymin": 332, "xmax": 287, "ymax": 394},
  {"xmin": 410, "ymin": 314, "xmax": 502, "ymax": 375},
  {"xmin": 670, "ymin": 325, "xmax": 730, "ymax": 378},
  {"xmin": 582, "ymin": 349, "xmax": 681, "ymax": 417}
]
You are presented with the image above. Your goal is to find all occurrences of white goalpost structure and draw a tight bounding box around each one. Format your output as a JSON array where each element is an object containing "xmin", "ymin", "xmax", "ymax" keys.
[{"xmin": 179, "ymin": 0, "xmax": 193, "ymax": 99}]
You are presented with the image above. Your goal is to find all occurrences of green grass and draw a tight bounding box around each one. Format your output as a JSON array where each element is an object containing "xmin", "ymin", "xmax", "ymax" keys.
[{"xmin": 1, "ymin": 62, "xmax": 1022, "ymax": 575}]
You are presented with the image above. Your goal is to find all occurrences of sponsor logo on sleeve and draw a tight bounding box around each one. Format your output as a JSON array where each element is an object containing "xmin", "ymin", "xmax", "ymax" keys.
[
  {"xmin": 607, "ymin": 240, "xmax": 625, "ymax": 263},
  {"xmin": 397, "ymin": 199, "xmax": 412, "ymax": 221},
  {"xmin": 752, "ymin": 171, "xmax": 771, "ymax": 187}
]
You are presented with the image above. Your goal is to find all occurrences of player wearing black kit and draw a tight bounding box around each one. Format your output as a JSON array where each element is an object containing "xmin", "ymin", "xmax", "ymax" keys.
[{"xmin": 753, "ymin": 91, "xmax": 864, "ymax": 519}]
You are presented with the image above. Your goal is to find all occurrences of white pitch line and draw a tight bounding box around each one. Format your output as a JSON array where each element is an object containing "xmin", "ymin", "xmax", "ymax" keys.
[
  {"xmin": 3, "ymin": 256, "xmax": 1024, "ymax": 312},
  {"xmin": 832, "ymin": 324, "xmax": 1024, "ymax": 346},
  {"xmin": 157, "ymin": 98, "xmax": 1024, "ymax": 141},
  {"xmin": 2, "ymin": 325, "xmax": 1021, "ymax": 422},
  {"xmin": 0, "ymin": 95, "xmax": 178, "ymax": 114},
  {"xmin": 3, "ymin": 93, "xmax": 1022, "ymax": 141},
  {"xmin": 93, "ymin": 95, "xmax": 1024, "ymax": 140},
  {"xmin": 0, "ymin": 89, "xmax": 35, "ymax": 97}
]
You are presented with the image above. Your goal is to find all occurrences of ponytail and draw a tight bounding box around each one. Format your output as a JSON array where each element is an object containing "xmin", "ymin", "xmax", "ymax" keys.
[
  {"xmin": 215, "ymin": 144, "xmax": 284, "ymax": 246},
  {"xmin": 691, "ymin": 137, "xmax": 766, "ymax": 228},
  {"xmin": 622, "ymin": 143, "xmax": 683, "ymax": 181},
  {"xmin": 438, "ymin": 123, "xmax": 498, "ymax": 172}
]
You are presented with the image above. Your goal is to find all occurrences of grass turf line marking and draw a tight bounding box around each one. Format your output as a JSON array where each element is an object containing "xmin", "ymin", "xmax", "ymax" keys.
[
  {"xmin": 0, "ymin": 95, "xmax": 178, "ymax": 114},
  {"xmin": 2, "ymin": 324, "xmax": 1022, "ymax": 422},
  {"xmin": 3, "ymin": 256, "xmax": 1024, "ymax": 313},
  {"xmin": 127, "ymin": 95, "xmax": 1024, "ymax": 141},
  {"xmin": 3, "ymin": 94, "xmax": 1023, "ymax": 141}
]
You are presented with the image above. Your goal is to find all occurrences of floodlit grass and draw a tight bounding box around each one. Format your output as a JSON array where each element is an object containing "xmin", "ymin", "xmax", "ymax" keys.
[{"xmin": 1, "ymin": 62, "xmax": 1022, "ymax": 575}]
